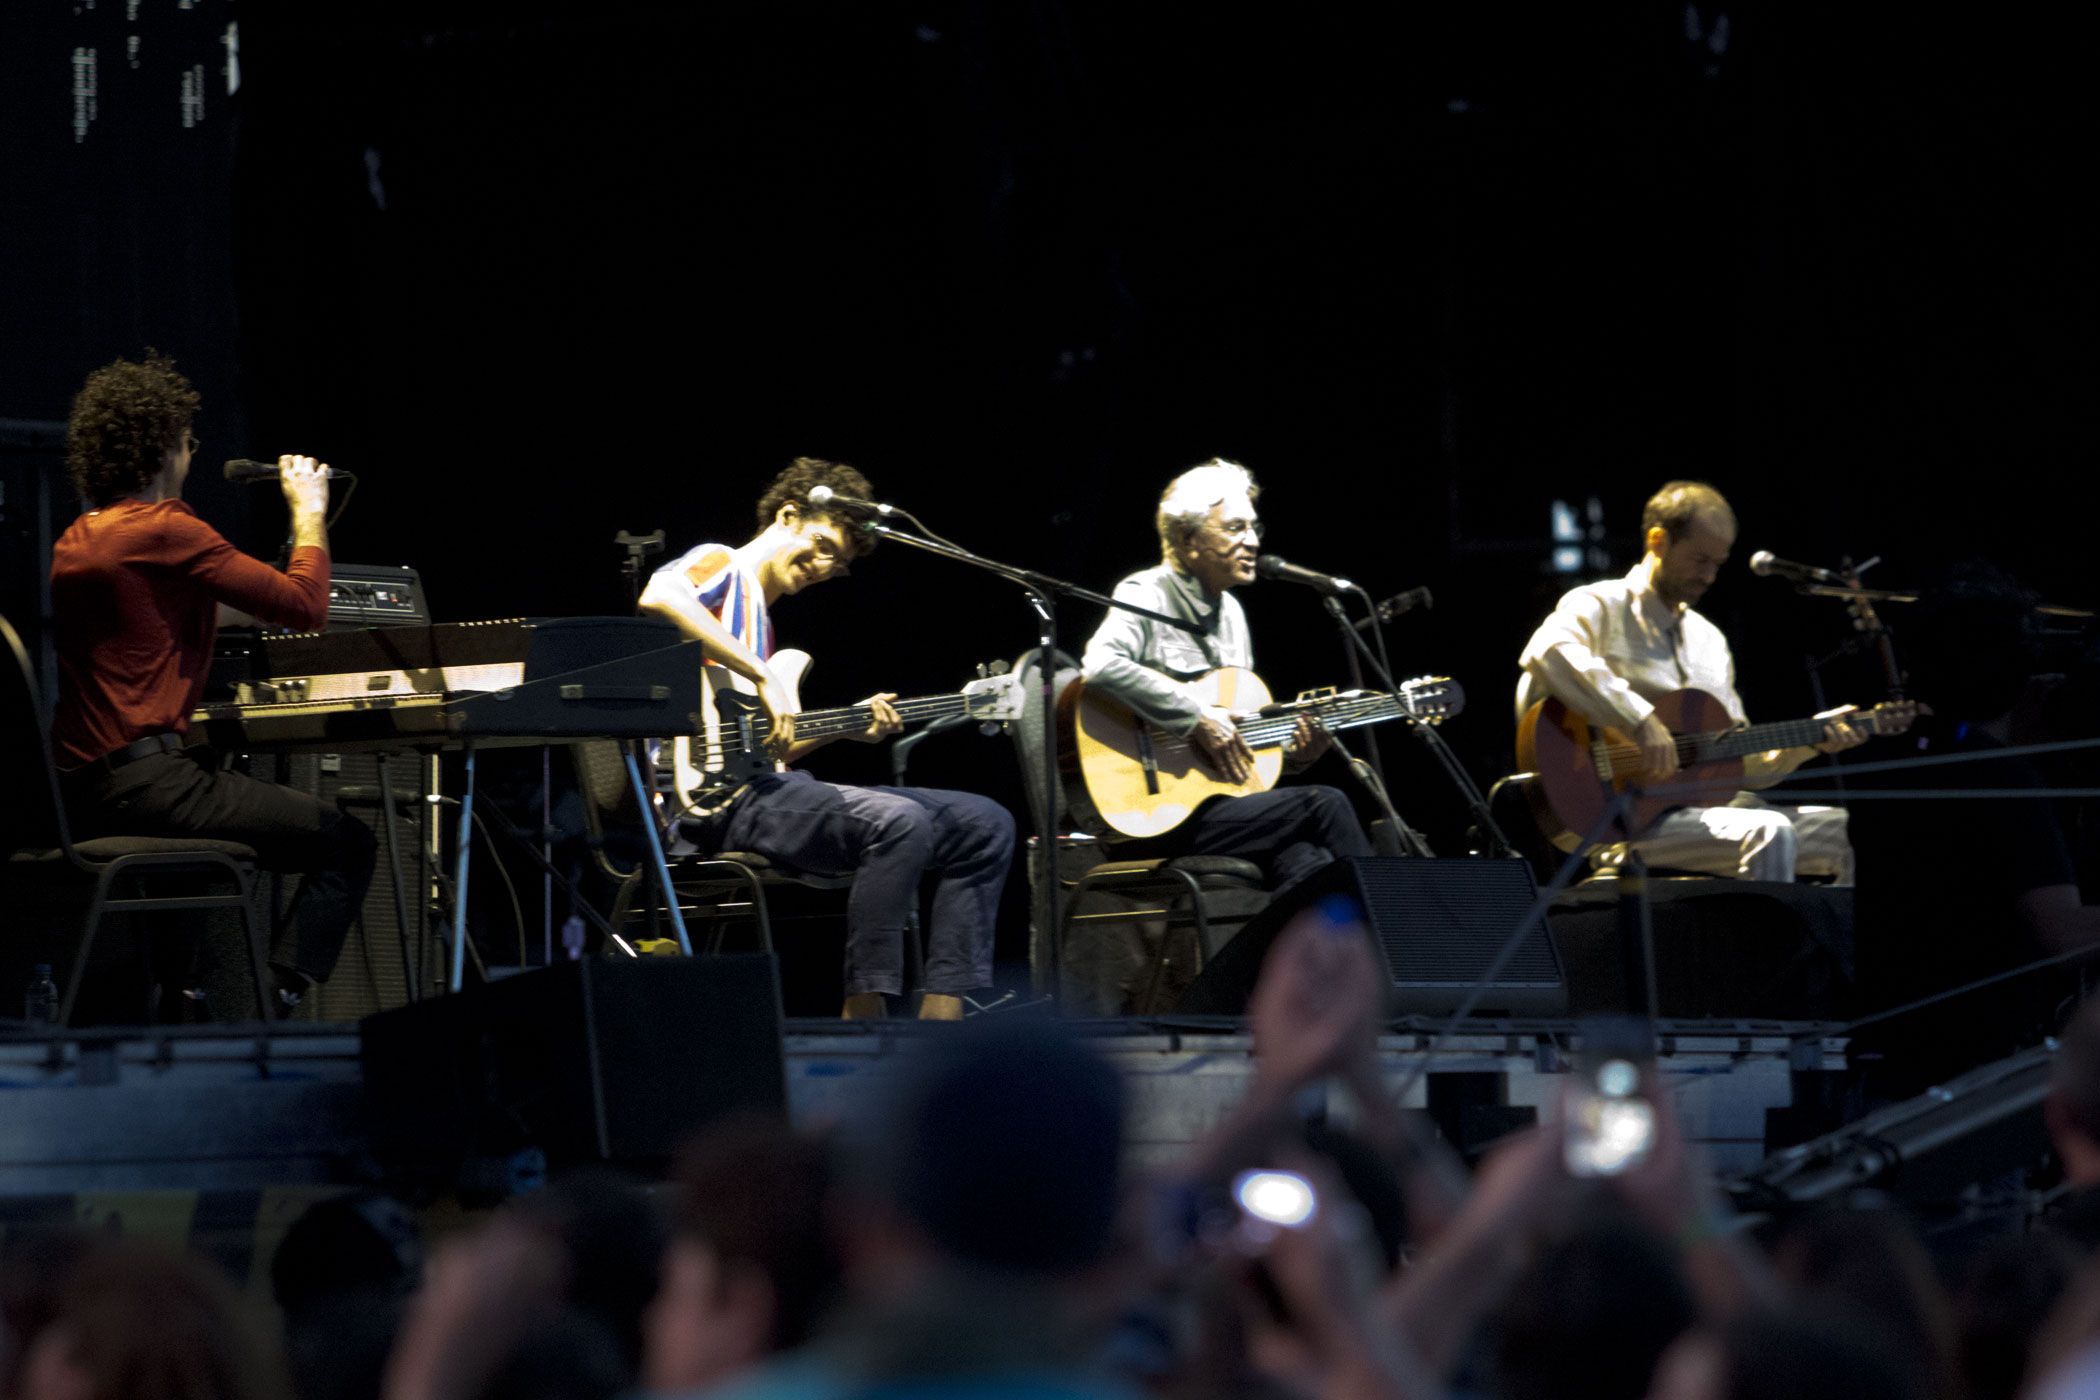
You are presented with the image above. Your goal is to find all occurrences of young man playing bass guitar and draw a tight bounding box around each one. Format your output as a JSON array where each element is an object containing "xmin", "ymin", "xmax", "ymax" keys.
[
  {"xmin": 1515, "ymin": 480, "xmax": 1876, "ymax": 882},
  {"xmin": 639, "ymin": 457, "xmax": 1014, "ymax": 1020}
]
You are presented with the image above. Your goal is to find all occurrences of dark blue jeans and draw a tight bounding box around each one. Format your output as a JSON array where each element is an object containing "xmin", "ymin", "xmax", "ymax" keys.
[
  {"xmin": 694, "ymin": 770, "xmax": 1015, "ymax": 997},
  {"xmin": 1116, "ymin": 783, "xmax": 1371, "ymax": 892}
]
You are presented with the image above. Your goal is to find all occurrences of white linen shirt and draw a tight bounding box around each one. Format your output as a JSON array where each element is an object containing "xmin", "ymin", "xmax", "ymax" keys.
[{"xmin": 1516, "ymin": 563, "xmax": 1797, "ymax": 783}]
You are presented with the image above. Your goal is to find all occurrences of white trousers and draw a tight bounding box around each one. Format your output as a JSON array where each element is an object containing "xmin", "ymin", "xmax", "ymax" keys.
[{"xmin": 1592, "ymin": 793, "xmax": 1853, "ymax": 885}]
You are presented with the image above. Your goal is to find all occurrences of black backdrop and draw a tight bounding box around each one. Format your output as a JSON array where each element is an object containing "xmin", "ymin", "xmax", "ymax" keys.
[{"xmin": 7, "ymin": 2, "xmax": 2094, "ymax": 971}]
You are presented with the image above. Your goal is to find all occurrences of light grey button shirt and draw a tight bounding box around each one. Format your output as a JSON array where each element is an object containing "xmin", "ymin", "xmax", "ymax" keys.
[{"xmin": 1080, "ymin": 563, "xmax": 1253, "ymax": 737}]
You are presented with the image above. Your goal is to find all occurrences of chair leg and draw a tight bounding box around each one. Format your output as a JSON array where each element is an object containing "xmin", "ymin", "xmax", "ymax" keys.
[
  {"xmin": 737, "ymin": 871, "xmax": 774, "ymax": 957},
  {"xmin": 1169, "ymin": 868, "xmax": 1213, "ymax": 975},
  {"xmin": 57, "ymin": 867, "xmax": 123, "ymax": 1028},
  {"xmin": 1134, "ymin": 871, "xmax": 1210, "ymax": 1015},
  {"xmin": 236, "ymin": 868, "xmax": 275, "ymax": 1027}
]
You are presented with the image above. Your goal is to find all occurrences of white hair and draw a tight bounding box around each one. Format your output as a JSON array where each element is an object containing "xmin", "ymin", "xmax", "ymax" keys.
[{"xmin": 1155, "ymin": 458, "xmax": 1258, "ymax": 562}]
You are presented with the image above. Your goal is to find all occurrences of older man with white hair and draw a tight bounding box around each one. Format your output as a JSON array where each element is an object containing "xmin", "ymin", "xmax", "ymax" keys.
[{"xmin": 1078, "ymin": 458, "xmax": 1372, "ymax": 890}]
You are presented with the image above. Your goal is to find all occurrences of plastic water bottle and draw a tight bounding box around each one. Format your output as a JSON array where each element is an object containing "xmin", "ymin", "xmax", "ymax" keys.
[{"xmin": 23, "ymin": 965, "xmax": 59, "ymax": 1027}]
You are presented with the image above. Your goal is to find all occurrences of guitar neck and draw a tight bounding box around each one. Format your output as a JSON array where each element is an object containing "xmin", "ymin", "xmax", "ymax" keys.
[
  {"xmin": 1234, "ymin": 692, "xmax": 1416, "ymax": 748},
  {"xmin": 1686, "ymin": 715, "xmax": 1847, "ymax": 762},
  {"xmin": 755, "ymin": 691, "xmax": 972, "ymax": 744}
]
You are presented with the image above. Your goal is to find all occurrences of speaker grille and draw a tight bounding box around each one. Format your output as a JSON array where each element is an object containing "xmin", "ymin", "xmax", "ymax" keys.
[
  {"xmin": 1357, "ymin": 859, "xmax": 1562, "ymax": 988},
  {"xmin": 274, "ymin": 750, "xmax": 436, "ymax": 1021}
]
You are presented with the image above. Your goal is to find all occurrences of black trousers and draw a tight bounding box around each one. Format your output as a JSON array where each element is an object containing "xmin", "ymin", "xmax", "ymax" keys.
[
  {"xmin": 1113, "ymin": 783, "xmax": 1372, "ymax": 892},
  {"xmin": 61, "ymin": 749, "xmax": 378, "ymax": 984}
]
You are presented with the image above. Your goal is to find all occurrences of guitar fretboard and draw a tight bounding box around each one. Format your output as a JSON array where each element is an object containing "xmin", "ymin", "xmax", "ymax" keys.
[
  {"xmin": 1676, "ymin": 713, "xmax": 1894, "ymax": 763},
  {"xmin": 1233, "ymin": 691, "xmax": 1434, "ymax": 749},
  {"xmin": 740, "ymin": 692, "xmax": 978, "ymax": 745}
]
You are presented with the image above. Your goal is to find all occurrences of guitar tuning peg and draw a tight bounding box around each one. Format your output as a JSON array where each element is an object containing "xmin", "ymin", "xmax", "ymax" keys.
[
  {"xmin": 989, "ymin": 660, "xmax": 1010, "ymax": 675},
  {"xmin": 979, "ymin": 721, "xmax": 1001, "ymax": 736}
]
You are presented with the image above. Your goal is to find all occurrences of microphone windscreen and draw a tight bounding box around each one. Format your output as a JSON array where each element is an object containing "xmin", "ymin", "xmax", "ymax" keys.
[{"xmin": 1748, "ymin": 550, "xmax": 1776, "ymax": 577}]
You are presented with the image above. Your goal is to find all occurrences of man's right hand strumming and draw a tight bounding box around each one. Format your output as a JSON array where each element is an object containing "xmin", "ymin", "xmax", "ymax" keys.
[
  {"xmin": 1193, "ymin": 704, "xmax": 1257, "ymax": 783},
  {"xmin": 1636, "ymin": 713, "xmax": 1680, "ymax": 779},
  {"xmin": 278, "ymin": 455, "xmax": 332, "ymax": 553}
]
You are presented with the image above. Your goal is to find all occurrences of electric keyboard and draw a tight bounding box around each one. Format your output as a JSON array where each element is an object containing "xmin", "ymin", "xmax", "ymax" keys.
[{"xmin": 190, "ymin": 617, "xmax": 704, "ymax": 751}]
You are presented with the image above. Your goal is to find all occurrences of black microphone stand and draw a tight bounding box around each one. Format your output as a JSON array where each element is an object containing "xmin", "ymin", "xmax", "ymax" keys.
[
  {"xmin": 858, "ymin": 518, "xmax": 1205, "ymax": 999},
  {"xmin": 1330, "ymin": 591, "xmax": 1389, "ymax": 791},
  {"xmin": 1320, "ymin": 592, "xmax": 1516, "ymax": 859},
  {"xmin": 1316, "ymin": 599, "xmax": 1431, "ymax": 856}
]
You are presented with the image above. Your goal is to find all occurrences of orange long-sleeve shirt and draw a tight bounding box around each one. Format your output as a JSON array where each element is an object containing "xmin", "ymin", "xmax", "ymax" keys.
[{"xmin": 49, "ymin": 499, "xmax": 328, "ymax": 766}]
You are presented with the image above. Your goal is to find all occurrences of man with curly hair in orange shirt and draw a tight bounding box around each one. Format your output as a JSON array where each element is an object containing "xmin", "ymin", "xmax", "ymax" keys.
[{"xmin": 49, "ymin": 351, "xmax": 375, "ymax": 1017}]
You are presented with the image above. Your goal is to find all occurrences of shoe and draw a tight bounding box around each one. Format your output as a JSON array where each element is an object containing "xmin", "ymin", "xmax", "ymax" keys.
[
  {"xmin": 917, "ymin": 993, "xmax": 965, "ymax": 1021},
  {"xmin": 268, "ymin": 965, "xmax": 314, "ymax": 1021},
  {"xmin": 841, "ymin": 992, "xmax": 888, "ymax": 1020}
]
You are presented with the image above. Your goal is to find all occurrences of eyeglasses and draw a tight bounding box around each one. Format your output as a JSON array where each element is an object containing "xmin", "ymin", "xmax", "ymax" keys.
[{"xmin": 1210, "ymin": 517, "xmax": 1264, "ymax": 543}]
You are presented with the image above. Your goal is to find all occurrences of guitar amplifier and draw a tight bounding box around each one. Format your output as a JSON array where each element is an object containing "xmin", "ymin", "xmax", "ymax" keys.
[
  {"xmin": 1178, "ymin": 858, "xmax": 1568, "ymax": 1016},
  {"xmin": 327, "ymin": 563, "xmax": 429, "ymax": 628}
]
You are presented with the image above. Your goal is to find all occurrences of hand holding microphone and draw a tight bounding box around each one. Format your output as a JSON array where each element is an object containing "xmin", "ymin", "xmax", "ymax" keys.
[
  {"xmin": 224, "ymin": 455, "xmax": 342, "ymax": 518},
  {"xmin": 223, "ymin": 457, "xmax": 351, "ymax": 483},
  {"xmin": 274, "ymin": 455, "xmax": 333, "ymax": 518},
  {"xmin": 226, "ymin": 455, "xmax": 339, "ymax": 546}
]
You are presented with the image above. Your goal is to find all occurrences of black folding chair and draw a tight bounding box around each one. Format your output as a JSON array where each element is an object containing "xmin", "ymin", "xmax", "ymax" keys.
[{"xmin": 1, "ymin": 614, "xmax": 273, "ymax": 1027}]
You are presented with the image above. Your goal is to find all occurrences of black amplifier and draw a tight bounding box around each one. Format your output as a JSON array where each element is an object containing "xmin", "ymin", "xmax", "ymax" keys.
[{"xmin": 328, "ymin": 564, "xmax": 428, "ymax": 628}]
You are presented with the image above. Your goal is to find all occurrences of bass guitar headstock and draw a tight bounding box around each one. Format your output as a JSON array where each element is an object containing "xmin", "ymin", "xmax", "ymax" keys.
[{"xmin": 960, "ymin": 663, "xmax": 1025, "ymax": 727}]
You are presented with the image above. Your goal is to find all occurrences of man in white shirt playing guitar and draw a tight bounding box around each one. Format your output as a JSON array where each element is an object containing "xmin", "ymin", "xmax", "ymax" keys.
[
  {"xmin": 1516, "ymin": 480, "xmax": 1872, "ymax": 881},
  {"xmin": 1077, "ymin": 458, "xmax": 1374, "ymax": 888},
  {"xmin": 639, "ymin": 458, "xmax": 1015, "ymax": 1020}
]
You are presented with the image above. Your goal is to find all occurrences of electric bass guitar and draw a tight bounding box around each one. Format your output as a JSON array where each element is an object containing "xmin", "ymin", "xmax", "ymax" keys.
[
  {"xmin": 669, "ymin": 649, "xmax": 1023, "ymax": 814},
  {"xmin": 1515, "ymin": 688, "xmax": 1921, "ymax": 850},
  {"xmin": 1059, "ymin": 668, "xmax": 1464, "ymax": 839}
]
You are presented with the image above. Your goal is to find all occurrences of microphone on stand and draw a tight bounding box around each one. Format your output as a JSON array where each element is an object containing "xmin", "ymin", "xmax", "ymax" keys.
[
  {"xmin": 1748, "ymin": 550, "xmax": 1846, "ymax": 585},
  {"xmin": 1352, "ymin": 586, "xmax": 1433, "ymax": 631},
  {"xmin": 223, "ymin": 458, "xmax": 351, "ymax": 482},
  {"xmin": 807, "ymin": 484, "xmax": 900, "ymax": 518},
  {"xmin": 1255, "ymin": 553, "xmax": 1357, "ymax": 596}
]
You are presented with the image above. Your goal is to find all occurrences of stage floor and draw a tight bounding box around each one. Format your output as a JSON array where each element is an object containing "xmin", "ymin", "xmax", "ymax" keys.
[
  {"xmin": 0, "ymin": 1015, "xmax": 1844, "ymax": 1193},
  {"xmin": 0, "ymin": 1014, "xmax": 1849, "ymax": 1285}
]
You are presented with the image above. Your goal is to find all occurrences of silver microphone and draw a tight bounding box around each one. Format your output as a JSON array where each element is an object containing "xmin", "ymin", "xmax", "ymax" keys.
[
  {"xmin": 806, "ymin": 483, "xmax": 897, "ymax": 518},
  {"xmin": 1748, "ymin": 550, "xmax": 1845, "ymax": 584},
  {"xmin": 1255, "ymin": 554, "xmax": 1357, "ymax": 596}
]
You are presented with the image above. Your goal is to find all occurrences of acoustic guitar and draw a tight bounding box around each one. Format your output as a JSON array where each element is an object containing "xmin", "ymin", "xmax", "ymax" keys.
[
  {"xmin": 1516, "ymin": 688, "xmax": 1920, "ymax": 851},
  {"xmin": 668, "ymin": 649, "xmax": 1023, "ymax": 815},
  {"xmin": 1059, "ymin": 669, "xmax": 1464, "ymax": 839}
]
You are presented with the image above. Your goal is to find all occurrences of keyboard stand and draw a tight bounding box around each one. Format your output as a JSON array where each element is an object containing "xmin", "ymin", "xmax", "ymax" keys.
[{"xmin": 445, "ymin": 739, "xmax": 694, "ymax": 991}]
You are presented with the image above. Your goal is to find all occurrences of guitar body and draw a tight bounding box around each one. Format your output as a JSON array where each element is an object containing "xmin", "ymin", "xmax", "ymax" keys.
[
  {"xmin": 669, "ymin": 649, "xmax": 811, "ymax": 814},
  {"xmin": 1062, "ymin": 667, "xmax": 1287, "ymax": 839},
  {"xmin": 1517, "ymin": 688, "xmax": 1748, "ymax": 851}
]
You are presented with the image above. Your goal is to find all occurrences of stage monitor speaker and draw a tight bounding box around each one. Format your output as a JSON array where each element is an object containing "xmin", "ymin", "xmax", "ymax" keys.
[
  {"xmin": 360, "ymin": 955, "xmax": 787, "ymax": 1178},
  {"xmin": 1176, "ymin": 858, "xmax": 1567, "ymax": 1017}
]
